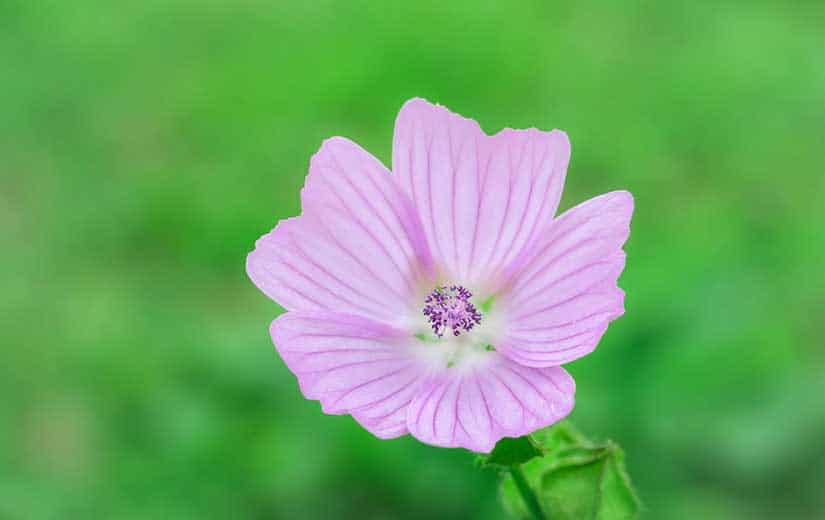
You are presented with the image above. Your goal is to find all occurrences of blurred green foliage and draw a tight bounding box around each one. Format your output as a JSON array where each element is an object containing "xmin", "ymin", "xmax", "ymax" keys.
[{"xmin": 1, "ymin": 0, "xmax": 824, "ymax": 518}]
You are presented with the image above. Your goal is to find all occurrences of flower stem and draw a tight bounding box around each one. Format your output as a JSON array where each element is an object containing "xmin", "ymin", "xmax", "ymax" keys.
[{"xmin": 509, "ymin": 465, "xmax": 546, "ymax": 520}]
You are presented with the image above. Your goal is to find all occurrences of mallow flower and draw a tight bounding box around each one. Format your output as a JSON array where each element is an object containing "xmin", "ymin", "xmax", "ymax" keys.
[{"xmin": 247, "ymin": 98, "xmax": 633, "ymax": 453}]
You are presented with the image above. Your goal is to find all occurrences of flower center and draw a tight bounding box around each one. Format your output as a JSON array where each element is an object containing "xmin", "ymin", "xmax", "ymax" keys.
[{"xmin": 422, "ymin": 285, "xmax": 482, "ymax": 338}]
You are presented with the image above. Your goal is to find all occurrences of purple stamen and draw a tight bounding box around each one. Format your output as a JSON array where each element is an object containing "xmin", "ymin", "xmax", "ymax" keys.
[{"xmin": 422, "ymin": 285, "xmax": 482, "ymax": 338}]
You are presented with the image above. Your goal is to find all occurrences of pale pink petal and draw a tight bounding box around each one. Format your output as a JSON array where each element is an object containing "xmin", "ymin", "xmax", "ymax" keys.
[
  {"xmin": 392, "ymin": 98, "xmax": 569, "ymax": 288},
  {"xmin": 271, "ymin": 311, "xmax": 429, "ymax": 439},
  {"xmin": 247, "ymin": 137, "xmax": 433, "ymax": 324},
  {"xmin": 497, "ymin": 191, "xmax": 633, "ymax": 367},
  {"xmin": 405, "ymin": 354, "xmax": 575, "ymax": 453}
]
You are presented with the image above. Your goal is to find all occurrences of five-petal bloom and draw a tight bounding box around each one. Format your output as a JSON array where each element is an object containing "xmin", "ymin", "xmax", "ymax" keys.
[{"xmin": 247, "ymin": 98, "xmax": 633, "ymax": 452}]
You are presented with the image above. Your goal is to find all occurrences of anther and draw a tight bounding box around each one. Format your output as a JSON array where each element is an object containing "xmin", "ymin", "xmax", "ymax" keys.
[{"xmin": 422, "ymin": 285, "xmax": 482, "ymax": 338}]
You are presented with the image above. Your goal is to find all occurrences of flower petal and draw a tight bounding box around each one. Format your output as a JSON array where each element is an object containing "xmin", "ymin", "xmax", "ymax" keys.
[
  {"xmin": 392, "ymin": 98, "xmax": 569, "ymax": 288},
  {"xmin": 247, "ymin": 137, "xmax": 433, "ymax": 325},
  {"xmin": 405, "ymin": 353, "xmax": 575, "ymax": 453},
  {"xmin": 271, "ymin": 311, "xmax": 430, "ymax": 439},
  {"xmin": 498, "ymin": 191, "xmax": 634, "ymax": 367}
]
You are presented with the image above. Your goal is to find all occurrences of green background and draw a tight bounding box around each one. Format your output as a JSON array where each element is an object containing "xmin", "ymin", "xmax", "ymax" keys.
[{"xmin": 2, "ymin": 1, "xmax": 823, "ymax": 518}]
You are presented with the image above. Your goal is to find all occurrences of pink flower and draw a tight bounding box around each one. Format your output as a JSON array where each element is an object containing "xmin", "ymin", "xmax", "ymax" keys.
[{"xmin": 247, "ymin": 98, "xmax": 633, "ymax": 452}]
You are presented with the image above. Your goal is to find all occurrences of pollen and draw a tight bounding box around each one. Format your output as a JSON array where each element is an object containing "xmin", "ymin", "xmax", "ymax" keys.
[{"xmin": 422, "ymin": 285, "xmax": 482, "ymax": 338}]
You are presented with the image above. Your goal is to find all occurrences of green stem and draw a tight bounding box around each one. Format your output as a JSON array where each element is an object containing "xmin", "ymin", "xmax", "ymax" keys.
[{"xmin": 509, "ymin": 465, "xmax": 546, "ymax": 520}]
